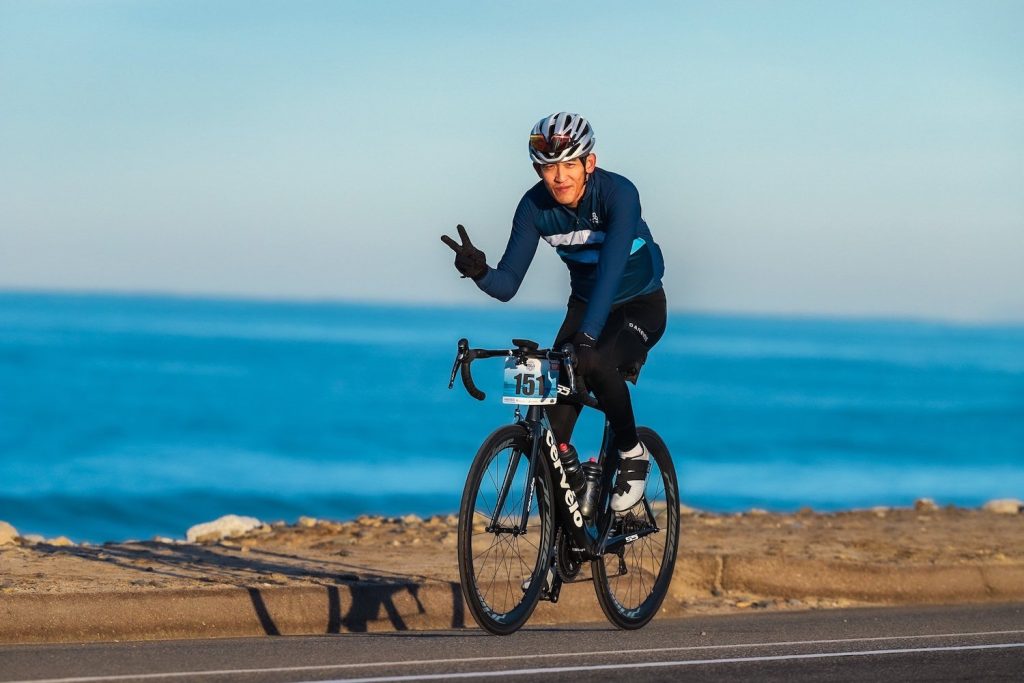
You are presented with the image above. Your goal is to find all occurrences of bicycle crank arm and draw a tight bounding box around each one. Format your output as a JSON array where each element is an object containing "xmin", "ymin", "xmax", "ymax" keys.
[{"xmin": 601, "ymin": 525, "xmax": 661, "ymax": 555}]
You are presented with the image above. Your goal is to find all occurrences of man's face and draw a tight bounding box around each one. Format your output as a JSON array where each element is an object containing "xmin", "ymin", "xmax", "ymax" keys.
[{"xmin": 536, "ymin": 154, "xmax": 597, "ymax": 209}]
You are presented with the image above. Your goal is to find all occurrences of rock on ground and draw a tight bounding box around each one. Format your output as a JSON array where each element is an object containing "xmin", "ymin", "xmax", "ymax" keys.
[
  {"xmin": 186, "ymin": 515, "xmax": 263, "ymax": 543},
  {"xmin": 0, "ymin": 521, "xmax": 18, "ymax": 545},
  {"xmin": 48, "ymin": 536, "xmax": 75, "ymax": 547},
  {"xmin": 983, "ymin": 499, "xmax": 1023, "ymax": 515}
]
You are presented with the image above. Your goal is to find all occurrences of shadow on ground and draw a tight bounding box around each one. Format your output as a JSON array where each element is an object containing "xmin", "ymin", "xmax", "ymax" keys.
[{"xmin": 28, "ymin": 541, "xmax": 466, "ymax": 633}]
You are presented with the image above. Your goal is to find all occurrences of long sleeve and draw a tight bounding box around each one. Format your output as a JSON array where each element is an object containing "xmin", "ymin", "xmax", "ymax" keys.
[{"xmin": 475, "ymin": 195, "xmax": 540, "ymax": 302}]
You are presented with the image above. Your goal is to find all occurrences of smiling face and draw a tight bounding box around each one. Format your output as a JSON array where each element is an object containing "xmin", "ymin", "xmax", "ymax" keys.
[{"xmin": 535, "ymin": 154, "xmax": 597, "ymax": 208}]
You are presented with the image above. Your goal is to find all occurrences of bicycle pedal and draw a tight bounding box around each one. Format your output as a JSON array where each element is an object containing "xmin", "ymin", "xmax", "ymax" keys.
[
  {"xmin": 542, "ymin": 566, "xmax": 562, "ymax": 602},
  {"xmin": 542, "ymin": 575, "xmax": 563, "ymax": 603},
  {"xmin": 525, "ymin": 565, "xmax": 559, "ymax": 600}
]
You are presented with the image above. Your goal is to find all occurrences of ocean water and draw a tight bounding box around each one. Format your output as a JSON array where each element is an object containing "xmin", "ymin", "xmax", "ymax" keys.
[{"xmin": 1, "ymin": 291, "xmax": 1022, "ymax": 543}]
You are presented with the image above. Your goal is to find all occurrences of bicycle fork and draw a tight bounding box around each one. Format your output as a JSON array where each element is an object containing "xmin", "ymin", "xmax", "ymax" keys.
[{"xmin": 485, "ymin": 407, "xmax": 545, "ymax": 536}]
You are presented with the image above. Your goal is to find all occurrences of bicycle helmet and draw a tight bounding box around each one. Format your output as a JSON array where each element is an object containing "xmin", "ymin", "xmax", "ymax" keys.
[{"xmin": 528, "ymin": 112, "xmax": 595, "ymax": 164}]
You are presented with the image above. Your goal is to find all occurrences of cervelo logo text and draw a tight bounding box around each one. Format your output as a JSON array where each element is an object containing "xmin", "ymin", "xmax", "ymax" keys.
[{"xmin": 545, "ymin": 430, "xmax": 584, "ymax": 528}]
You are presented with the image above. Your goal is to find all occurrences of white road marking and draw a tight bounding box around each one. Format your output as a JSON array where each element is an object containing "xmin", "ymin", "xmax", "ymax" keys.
[
  {"xmin": 308, "ymin": 643, "xmax": 1024, "ymax": 683},
  {"xmin": 7, "ymin": 630, "xmax": 1024, "ymax": 683}
]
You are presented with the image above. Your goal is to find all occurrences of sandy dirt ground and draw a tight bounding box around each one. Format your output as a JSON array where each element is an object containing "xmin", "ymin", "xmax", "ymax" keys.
[{"xmin": 2, "ymin": 504, "xmax": 1021, "ymax": 614}]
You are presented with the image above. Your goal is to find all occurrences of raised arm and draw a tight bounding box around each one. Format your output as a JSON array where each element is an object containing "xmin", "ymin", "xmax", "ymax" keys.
[{"xmin": 473, "ymin": 195, "xmax": 540, "ymax": 302}]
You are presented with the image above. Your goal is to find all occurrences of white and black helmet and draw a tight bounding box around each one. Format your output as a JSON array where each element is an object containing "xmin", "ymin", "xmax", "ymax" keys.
[{"xmin": 528, "ymin": 112, "xmax": 595, "ymax": 164}]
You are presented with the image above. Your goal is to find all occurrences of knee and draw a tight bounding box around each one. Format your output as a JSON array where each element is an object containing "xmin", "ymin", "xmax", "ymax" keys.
[{"xmin": 581, "ymin": 356, "xmax": 620, "ymax": 390}]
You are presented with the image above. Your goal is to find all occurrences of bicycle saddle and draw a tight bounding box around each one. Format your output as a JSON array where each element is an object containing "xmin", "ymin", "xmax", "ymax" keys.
[{"xmin": 512, "ymin": 338, "xmax": 540, "ymax": 351}]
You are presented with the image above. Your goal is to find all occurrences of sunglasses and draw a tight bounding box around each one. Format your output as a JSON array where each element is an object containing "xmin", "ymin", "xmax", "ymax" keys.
[{"xmin": 529, "ymin": 133, "xmax": 575, "ymax": 155}]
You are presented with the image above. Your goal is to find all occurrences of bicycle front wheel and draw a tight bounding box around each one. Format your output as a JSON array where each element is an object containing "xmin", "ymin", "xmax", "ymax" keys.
[
  {"xmin": 457, "ymin": 424, "xmax": 554, "ymax": 635},
  {"xmin": 592, "ymin": 426, "xmax": 680, "ymax": 629}
]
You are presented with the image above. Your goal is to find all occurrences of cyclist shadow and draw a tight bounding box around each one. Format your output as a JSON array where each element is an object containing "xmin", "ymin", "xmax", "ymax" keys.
[{"xmin": 29, "ymin": 540, "xmax": 466, "ymax": 634}]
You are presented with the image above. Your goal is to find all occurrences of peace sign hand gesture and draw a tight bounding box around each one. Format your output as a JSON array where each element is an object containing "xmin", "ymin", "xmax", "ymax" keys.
[{"xmin": 441, "ymin": 224, "xmax": 488, "ymax": 280}]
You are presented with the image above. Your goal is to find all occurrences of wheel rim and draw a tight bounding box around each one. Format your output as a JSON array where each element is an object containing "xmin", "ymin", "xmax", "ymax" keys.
[
  {"xmin": 468, "ymin": 445, "xmax": 545, "ymax": 619},
  {"xmin": 599, "ymin": 453, "xmax": 672, "ymax": 615}
]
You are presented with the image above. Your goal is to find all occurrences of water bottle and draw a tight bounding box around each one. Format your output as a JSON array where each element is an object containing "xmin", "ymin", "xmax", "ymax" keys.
[
  {"xmin": 557, "ymin": 442, "xmax": 587, "ymax": 494},
  {"xmin": 580, "ymin": 458, "xmax": 602, "ymax": 518}
]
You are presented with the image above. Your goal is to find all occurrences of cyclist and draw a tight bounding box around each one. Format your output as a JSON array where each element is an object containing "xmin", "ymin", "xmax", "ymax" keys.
[{"xmin": 442, "ymin": 112, "xmax": 666, "ymax": 512}]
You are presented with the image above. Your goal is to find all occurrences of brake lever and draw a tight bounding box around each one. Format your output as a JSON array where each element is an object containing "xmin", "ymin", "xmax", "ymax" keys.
[
  {"xmin": 448, "ymin": 338, "xmax": 469, "ymax": 389},
  {"xmin": 560, "ymin": 342, "xmax": 578, "ymax": 395}
]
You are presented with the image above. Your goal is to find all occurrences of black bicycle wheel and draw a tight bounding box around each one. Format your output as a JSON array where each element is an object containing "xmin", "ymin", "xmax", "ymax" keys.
[
  {"xmin": 592, "ymin": 426, "xmax": 680, "ymax": 629},
  {"xmin": 457, "ymin": 424, "xmax": 554, "ymax": 635}
]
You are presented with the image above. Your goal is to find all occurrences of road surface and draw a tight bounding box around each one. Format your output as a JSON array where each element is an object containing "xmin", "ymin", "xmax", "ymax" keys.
[{"xmin": 1, "ymin": 603, "xmax": 1022, "ymax": 682}]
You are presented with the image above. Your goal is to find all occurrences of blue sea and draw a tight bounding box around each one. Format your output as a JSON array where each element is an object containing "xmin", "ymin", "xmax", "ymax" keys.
[{"xmin": 1, "ymin": 291, "xmax": 1022, "ymax": 543}]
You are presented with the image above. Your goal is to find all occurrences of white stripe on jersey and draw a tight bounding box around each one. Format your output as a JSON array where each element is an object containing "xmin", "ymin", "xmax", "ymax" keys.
[{"xmin": 542, "ymin": 230, "xmax": 605, "ymax": 248}]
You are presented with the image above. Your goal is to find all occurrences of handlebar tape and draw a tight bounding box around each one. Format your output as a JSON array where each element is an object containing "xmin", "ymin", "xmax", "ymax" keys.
[{"xmin": 461, "ymin": 359, "xmax": 486, "ymax": 401}]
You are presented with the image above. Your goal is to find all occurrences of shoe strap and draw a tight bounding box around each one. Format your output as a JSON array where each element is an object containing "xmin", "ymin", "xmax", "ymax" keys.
[{"xmin": 612, "ymin": 459, "xmax": 650, "ymax": 496}]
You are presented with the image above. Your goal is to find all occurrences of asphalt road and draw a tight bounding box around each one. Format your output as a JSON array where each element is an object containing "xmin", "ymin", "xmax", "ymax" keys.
[{"xmin": 1, "ymin": 603, "xmax": 1022, "ymax": 682}]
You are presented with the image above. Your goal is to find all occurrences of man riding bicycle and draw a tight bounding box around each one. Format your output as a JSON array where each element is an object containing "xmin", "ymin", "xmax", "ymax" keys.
[{"xmin": 442, "ymin": 112, "xmax": 667, "ymax": 513}]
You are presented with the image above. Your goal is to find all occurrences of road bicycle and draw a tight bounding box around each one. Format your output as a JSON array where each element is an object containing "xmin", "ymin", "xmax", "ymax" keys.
[{"xmin": 448, "ymin": 337, "xmax": 680, "ymax": 635}]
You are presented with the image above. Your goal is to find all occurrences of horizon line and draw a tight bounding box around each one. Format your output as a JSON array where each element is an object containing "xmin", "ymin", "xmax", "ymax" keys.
[{"xmin": 1, "ymin": 285, "xmax": 1022, "ymax": 330}]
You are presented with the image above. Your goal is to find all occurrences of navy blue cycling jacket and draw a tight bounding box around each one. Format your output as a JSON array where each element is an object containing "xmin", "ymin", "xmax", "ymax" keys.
[{"xmin": 475, "ymin": 168, "xmax": 665, "ymax": 340}]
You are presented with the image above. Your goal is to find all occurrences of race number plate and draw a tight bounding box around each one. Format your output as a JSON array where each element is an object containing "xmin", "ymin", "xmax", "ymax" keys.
[{"xmin": 502, "ymin": 357, "xmax": 559, "ymax": 405}]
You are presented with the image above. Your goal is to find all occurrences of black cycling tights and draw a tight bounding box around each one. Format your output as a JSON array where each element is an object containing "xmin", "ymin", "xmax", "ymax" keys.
[{"xmin": 547, "ymin": 288, "xmax": 667, "ymax": 453}]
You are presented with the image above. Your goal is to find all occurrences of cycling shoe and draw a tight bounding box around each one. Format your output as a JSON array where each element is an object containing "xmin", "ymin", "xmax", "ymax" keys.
[{"xmin": 610, "ymin": 443, "xmax": 650, "ymax": 512}]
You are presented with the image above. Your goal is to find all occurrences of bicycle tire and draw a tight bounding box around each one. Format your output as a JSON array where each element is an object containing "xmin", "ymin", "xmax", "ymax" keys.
[
  {"xmin": 592, "ymin": 426, "xmax": 680, "ymax": 629},
  {"xmin": 457, "ymin": 424, "xmax": 555, "ymax": 635}
]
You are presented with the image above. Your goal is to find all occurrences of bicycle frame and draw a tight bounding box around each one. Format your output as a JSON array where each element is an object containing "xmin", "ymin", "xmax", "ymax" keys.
[
  {"xmin": 450, "ymin": 338, "xmax": 662, "ymax": 569},
  {"xmin": 489, "ymin": 403, "xmax": 662, "ymax": 564}
]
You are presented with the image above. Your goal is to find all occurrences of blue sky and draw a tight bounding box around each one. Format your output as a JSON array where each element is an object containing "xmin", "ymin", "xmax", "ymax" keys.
[{"xmin": 1, "ymin": 1, "xmax": 1021, "ymax": 321}]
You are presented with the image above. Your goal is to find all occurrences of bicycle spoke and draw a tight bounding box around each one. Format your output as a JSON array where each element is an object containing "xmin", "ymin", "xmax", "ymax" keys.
[
  {"xmin": 634, "ymin": 547, "xmax": 646, "ymax": 604},
  {"xmin": 485, "ymin": 534, "xmax": 511, "ymax": 608},
  {"xmin": 512, "ymin": 538, "xmax": 532, "ymax": 577},
  {"xmin": 473, "ymin": 537, "xmax": 501, "ymax": 563},
  {"xmin": 515, "ymin": 527, "xmax": 539, "ymax": 549}
]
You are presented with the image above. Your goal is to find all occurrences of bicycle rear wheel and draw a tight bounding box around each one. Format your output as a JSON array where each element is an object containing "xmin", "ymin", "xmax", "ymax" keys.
[
  {"xmin": 457, "ymin": 424, "xmax": 554, "ymax": 635},
  {"xmin": 592, "ymin": 426, "xmax": 680, "ymax": 629}
]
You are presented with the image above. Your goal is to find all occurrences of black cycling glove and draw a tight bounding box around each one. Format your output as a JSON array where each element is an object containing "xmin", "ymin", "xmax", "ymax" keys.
[
  {"xmin": 441, "ymin": 224, "xmax": 488, "ymax": 280},
  {"xmin": 571, "ymin": 331, "xmax": 598, "ymax": 376}
]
